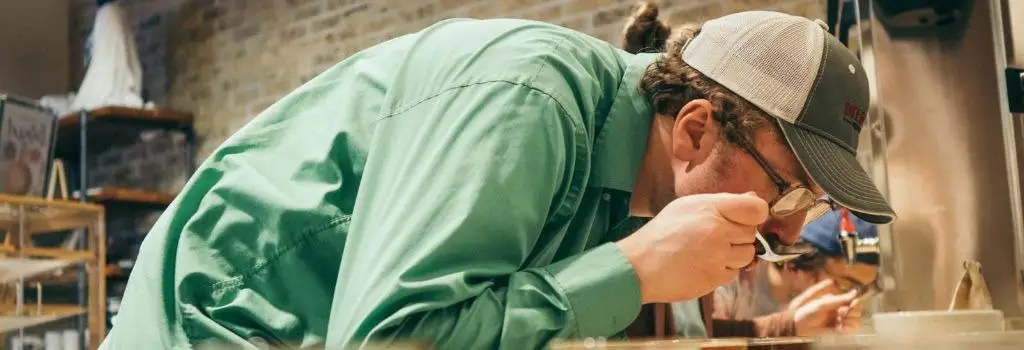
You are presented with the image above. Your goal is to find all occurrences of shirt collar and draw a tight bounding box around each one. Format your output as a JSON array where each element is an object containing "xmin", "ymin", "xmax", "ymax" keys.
[{"xmin": 590, "ymin": 52, "xmax": 658, "ymax": 192}]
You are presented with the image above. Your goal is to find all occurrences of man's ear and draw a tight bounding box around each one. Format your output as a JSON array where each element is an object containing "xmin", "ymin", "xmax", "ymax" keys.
[{"xmin": 672, "ymin": 99, "xmax": 718, "ymax": 162}]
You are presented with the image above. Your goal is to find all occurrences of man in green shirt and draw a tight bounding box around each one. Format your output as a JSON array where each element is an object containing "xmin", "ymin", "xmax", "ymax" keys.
[{"xmin": 101, "ymin": 8, "xmax": 895, "ymax": 350}]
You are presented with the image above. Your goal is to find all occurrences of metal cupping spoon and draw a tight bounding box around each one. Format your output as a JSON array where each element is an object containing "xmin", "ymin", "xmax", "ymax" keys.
[{"xmin": 754, "ymin": 231, "xmax": 817, "ymax": 262}]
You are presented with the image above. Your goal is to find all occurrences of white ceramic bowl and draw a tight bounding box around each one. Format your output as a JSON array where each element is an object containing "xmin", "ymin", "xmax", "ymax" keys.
[
  {"xmin": 872, "ymin": 310, "xmax": 1005, "ymax": 336},
  {"xmin": 814, "ymin": 331, "xmax": 1024, "ymax": 349}
]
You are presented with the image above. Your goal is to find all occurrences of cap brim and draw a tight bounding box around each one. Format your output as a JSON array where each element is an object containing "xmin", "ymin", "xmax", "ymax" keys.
[{"xmin": 777, "ymin": 121, "xmax": 896, "ymax": 224}]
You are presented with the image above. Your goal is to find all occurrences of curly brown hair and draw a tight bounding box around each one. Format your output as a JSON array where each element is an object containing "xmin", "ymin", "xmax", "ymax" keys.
[{"xmin": 620, "ymin": 2, "xmax": 781, "ymax": 145}]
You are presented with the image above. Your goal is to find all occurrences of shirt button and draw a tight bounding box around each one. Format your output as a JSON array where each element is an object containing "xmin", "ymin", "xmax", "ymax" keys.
[{"xmin": 602, "ymin": 193, "xmax": 611, "ymax": 201}]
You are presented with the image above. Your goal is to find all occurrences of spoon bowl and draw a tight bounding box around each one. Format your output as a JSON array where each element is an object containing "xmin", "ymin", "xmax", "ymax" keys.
[{"xmin": 754, "ymin": 231, "xmax": 816, "ymax": 262}]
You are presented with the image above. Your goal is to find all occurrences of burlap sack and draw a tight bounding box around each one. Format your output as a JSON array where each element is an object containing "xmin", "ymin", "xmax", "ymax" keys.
[{"xmin": 948, "ymin": 260, "xmax": 994, "ymax": 310}]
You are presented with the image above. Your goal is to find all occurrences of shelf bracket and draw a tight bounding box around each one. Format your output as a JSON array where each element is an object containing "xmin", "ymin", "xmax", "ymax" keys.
[{"xmin": 1008, "ymin": 67, "xmax": 1024, "ymax": 113}]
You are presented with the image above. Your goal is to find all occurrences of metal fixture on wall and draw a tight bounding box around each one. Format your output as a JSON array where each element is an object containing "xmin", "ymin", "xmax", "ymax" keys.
[
  {"xmin": 849, "ymin": 0, "xmax": 899, "ymax": 313},
  {"xmin": 872, "ymin": 0, "xmax": 972, "ymax": 37},
  {"xmin": 852, "ymin": 0, "xmax": 1024, "ymax": 317},
  {"xmin": 1007, "ymin": 67, "xmax": 1024, "ymax": 113},
  {"xmin": 990, "ymin": 0, "xmax": 1024, "ymax": 316}
]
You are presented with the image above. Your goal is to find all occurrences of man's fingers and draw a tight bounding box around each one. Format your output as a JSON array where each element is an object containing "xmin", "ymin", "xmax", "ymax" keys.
[
  {"xmin": 810, "ymin": 289, "xmax": 858, "ymax": 311},
  {"xmin": 811, "ymin": 278, "xmax": 842, "ymax": 295},
  {"xmin": 725, "ymin": 226, "xmax": 757, "ymax": 245},
  {"xmin": 841, "ymin": 314, "xmax": 861, "ymax": 332},
  {"xmin": 839, "ymin": 302, "xmax": 862, "ymax": 331},
  {"xmin": 848, "ymin": 298, "xmax": 864, "ymax": 312},
  {"xmin": 726, "ymin": 243, "xmax": 756, "ymax": 269},
  {"xmin": 843, "ymin": 299, "xmax": 863, "ymax": 319},
  {"xmin": 791, "ymin": 278, "xmax": 841, "ymax": 307},
  {"xmin": 709, "ymin": 192, "xmax": 770, "ymax": 226}
]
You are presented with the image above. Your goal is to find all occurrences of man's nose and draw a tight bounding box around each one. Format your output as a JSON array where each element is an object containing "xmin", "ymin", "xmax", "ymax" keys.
[{"xmin": 761, "ymin": 212, "xmax": 807, "ymax": 245}]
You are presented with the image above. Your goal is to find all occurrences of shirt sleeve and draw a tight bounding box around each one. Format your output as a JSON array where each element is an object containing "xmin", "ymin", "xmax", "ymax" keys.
[
  {"xmin": 713, "ymin": 282, "xmax": 740, "ymax": 320},
  {"xmin": 330, "ymin": 82, "xmax": 642, "ymax": 348}
]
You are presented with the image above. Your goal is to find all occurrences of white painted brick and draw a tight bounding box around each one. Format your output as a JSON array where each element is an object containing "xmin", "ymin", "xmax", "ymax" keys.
[{"xmin": 70, "ymin": 0, "xmax": 826, "ymax": 191}]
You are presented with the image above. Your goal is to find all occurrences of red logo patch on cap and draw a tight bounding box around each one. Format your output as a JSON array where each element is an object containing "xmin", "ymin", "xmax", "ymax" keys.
[{"xmin": 843, "ymin": 102, "xmax": 866, "ymax": 127}]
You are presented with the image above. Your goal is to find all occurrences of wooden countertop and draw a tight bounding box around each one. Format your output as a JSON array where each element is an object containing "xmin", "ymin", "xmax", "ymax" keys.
[{"xmin": 552, "ymin": 337, "xmax": 813, "ymax": 349}]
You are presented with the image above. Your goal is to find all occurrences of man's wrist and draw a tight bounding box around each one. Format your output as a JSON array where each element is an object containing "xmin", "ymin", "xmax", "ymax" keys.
[
  {"xmin": 615, "ymin": 237, "xmax": 652, "ymax": 304},
  {"xmin": 544, "ymin": 243, "xmax": 644, "ymax": 336},
  {"xmin": 780, "ymin": 310, "xmax": 799, "ymax": 337},
  {"xmin": 753, "ymin": 310, "xmax": 798, "ymax": 337}
]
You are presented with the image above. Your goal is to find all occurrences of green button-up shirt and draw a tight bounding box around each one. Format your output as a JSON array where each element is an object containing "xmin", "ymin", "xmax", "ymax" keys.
[{"xmin": 102, "ymin": 18, "xmax": 664, "ymax": 349}]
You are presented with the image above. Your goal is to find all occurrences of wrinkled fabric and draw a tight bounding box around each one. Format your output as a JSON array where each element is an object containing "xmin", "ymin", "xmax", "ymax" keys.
[{"xmin": 101, "ymin": 18, "xmax": 659, "ymax": 350}]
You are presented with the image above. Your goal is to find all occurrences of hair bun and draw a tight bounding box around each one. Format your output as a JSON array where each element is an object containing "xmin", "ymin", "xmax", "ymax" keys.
[
  {"xmin": 621, "ymin": 2, "xmax": 671, "ymax": 54},
  {"xmin": 632, "ymin": 2, "xmax": 660, "ymax": 23}
]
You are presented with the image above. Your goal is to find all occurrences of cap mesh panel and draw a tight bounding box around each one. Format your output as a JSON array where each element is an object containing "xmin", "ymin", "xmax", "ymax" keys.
[{"xmin": 682, "ymin": 11, "xmax": 824, "ymax": 123}]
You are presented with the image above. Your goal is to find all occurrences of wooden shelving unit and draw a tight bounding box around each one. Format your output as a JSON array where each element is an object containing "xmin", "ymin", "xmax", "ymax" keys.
[
  {"xmin": 74, "ymin": 187, "xmax": 177, "ymax": 208},
  {"xmin": 57, "ymin": 107, "xmax": 195, "ymax": 158},
  {"xmin": 0, "ymin": 305, "xmax": 87, "ymax": 334},
  {"xmin": 0, "ymin": 194, "xmax": 105, "ymax": 348},
  {"xmin": 55, "ymin": 106, "xmax": 195, "ymax": 344},
  {"xmin": 59, "ymin": 107, "xmax": 193, "ymax": 126},
  {"xmin": 56, "ymin": 107, "xmax": 195, "ymax": 209},
  {"xmin": 103, "ymin": 266, "xmax": 129, "ymax": 279}
]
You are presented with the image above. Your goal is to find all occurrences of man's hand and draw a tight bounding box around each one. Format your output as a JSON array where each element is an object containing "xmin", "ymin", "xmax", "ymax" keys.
[
  {"xmin": 792, "ymin": 287, "xmax": 858, "ymax": 336},
  {"xmin": 616, "ymin": 192, "xmax": 769, "ymax": 304},
  {"xmin": 837, "ymin": 297, "xmax": 864, "ymax": 332},
  {"xmin": 788, "ymin": 279, "xmax": 842, "ymax": 312}
]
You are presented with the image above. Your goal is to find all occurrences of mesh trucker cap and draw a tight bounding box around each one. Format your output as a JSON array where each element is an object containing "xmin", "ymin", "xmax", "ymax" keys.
[{"xmin": 680, "ymin": 11, "xmax": 896, "ymax": 224}]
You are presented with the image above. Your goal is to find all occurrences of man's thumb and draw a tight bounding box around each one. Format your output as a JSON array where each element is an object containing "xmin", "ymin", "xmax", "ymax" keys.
[{"xmin": 711, "ymin": 192, "xmax": 769, "ymax": 226}]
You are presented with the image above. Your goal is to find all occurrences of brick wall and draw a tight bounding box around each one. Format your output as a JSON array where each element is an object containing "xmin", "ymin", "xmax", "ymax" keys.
[{"xmin": 70, "ymin": 0, "xmax": 825, "ymax": 194}]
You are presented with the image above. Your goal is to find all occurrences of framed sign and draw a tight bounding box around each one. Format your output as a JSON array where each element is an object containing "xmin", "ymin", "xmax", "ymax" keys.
[{"xmin": 0, "ymin": 94, "xmax": 58, "ymax": 197}]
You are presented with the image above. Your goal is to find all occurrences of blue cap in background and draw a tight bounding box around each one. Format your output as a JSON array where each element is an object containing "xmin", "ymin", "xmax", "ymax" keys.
[{"xmin": 800, "ymin": 208, "xmax": 879, "ymax": 265}]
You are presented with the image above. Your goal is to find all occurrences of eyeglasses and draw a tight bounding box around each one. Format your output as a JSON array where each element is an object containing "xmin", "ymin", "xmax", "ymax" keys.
[
  {"xmin": 774, "ymin": 251, "xmax": 826, "ymax": 272},
  {"xmin": 834, "ymin": 275, "xmax": 882, "ymax": 300},
  {"xmin": 732, "ymin": 135, "xmax": 836, "ymax": 225}
]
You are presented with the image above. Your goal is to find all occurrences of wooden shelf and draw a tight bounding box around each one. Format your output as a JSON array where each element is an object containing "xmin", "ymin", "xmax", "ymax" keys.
[
  {"xmin": 104, "ymin": 265, "xmax": 130, "ymax": 279},
  {"xmin": 28, "ymin": 270, "xmax": 81, "ymax": 285},
  {"xmin": 74, "ymin": 187, "xmax": 176, "ymax": 207},
  {"xmin": 0, "ymin": 194, "xmax": 106, "ymax": 345},
  {"xmin": 0, "ymin": 195, "xmax": 101, "ymax": 285},
  {"xmin": 0, "ymin": 304, "xmax": 86, "ymax": 333},
  {"xmin": 59, "ymin": 106, "xmax": 194, "ymax": 128},
  {"xmin": 0, "ymin": 258, "xmax": 80, "ymax": 284},
  {"xmin": 0, "ymin": 194, "xmax": 103, "ymax": 235},
  {"xmin": 56, "ymin": 106, "xmax": 194, "ymax": 157},
  {"xmin": 552, "ymin": 337, "xmax": 811, "ymax": 349}
]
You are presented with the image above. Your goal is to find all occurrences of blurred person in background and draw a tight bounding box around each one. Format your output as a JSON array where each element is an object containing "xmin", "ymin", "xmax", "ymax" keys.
[
  {"xmin": 103, "ymin": 1, "xmax": 894, "ymax": 349},
  {"xmin": 707, "ymin": 207, "xmax": 880, "ymax": 337},
  {"xmin": 621, "ymin": 4, "xmax": 880, "ymax": 340}
]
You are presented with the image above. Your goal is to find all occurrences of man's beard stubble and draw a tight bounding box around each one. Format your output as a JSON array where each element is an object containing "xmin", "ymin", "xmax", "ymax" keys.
[{"xmin": 651, "ymin": 144, "xmax": 738, "ymax": 215}]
